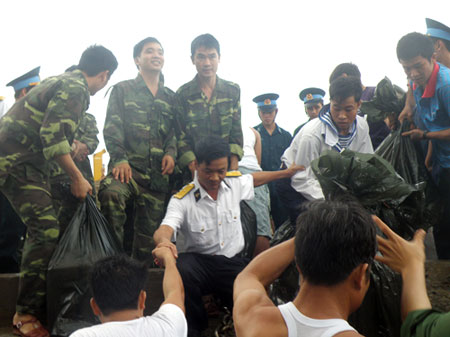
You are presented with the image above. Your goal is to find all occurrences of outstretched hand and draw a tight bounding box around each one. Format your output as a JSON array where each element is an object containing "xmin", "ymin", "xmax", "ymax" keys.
[
  {"xmin": 373, "ymin": 215, "xmax": 426, "ymax": 273},
  {"xmin": 286, "ymin": 164, "xmax": 306, "ymax": 177}
]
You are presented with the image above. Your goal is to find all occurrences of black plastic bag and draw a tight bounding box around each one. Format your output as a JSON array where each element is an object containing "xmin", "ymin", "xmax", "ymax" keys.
[
  {"xmin": 47, "ymin": 195, "xmax": 122, "ymax": 337},
  {"xmin": 311, "ymin": 149, "xmax": 415, "ymax": 207},
  {"xmin": 239, "ymin": 200, "xmax": 257, "ymax": 258},
  {"xmin": 360, "ymin": 77, "xmax": 406, "ymax": 124},
  {"xmin": 375, "ymin": 122, "xmax": 441, "ymax": 236}
]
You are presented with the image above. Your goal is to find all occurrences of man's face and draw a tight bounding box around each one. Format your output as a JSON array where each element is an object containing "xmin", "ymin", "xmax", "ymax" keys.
[
  {"xmin": 399, "ymin": 55, "xmax": 434, "ymax": 88},
  {"xmin": 330, "ymin": 96, "xmax": 360, "ymax": 135},
  {"xmin": 305, "ymin": 102, "xmax": 323, "ymax": 120},
  {"xmin": 192, "ymin": 46, "xmax": 220, "ymax": 79},
  {"xmin": 196, "ymin": 157, "xmax": 228, "ymax": 194},
  {"xmin": 258, "ymin": 108, "xmax": 277, "ymax": 127},
  {"xmin": 135, "ymin": 42, "xmax": 164, "ymax": 72}
]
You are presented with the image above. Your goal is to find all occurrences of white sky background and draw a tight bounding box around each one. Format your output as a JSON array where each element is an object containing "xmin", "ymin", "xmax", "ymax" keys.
[{"xmin": 1, "ymin": 0, "xmax": 449, "ymax": 164}]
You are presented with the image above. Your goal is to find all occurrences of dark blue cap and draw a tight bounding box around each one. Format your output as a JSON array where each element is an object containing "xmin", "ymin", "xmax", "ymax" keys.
[
  {"xmin": 253, "ymin": 93, "xmax": 279, "ymax": 113},
  {"xmin": 6, "ymin": 67, "xmax": 41, "ymax": 92},
  {"xmin": 426, "ymin": 18, "xmax": 450, "ymax": 42},
  {"xmin": 299, "ymin": 87, "xmax": 325, "ymax": 105}
]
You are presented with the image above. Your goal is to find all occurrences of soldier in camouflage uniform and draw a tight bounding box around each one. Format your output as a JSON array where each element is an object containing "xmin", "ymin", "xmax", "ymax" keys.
[
  {"xmin": 0, "ymin": 46, "xmax": 117, "ymax": 336},
  {"xmin": 50, "ymin": 112, "xmax": 99, "ymax": 235},
  {"xmin": 98, "ymin": 37, "xmax": 177, "ymax": 263},
  {"xmin": 176, "ymin": 34, "xmax": 243, "ymax": 178}
]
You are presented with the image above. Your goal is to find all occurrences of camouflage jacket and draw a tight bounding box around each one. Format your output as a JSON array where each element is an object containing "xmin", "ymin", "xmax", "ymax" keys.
[
  {"xmin": 49, "ymin": 112, "xmax": 99, "ymax": 184},
  {"xmin": 0, "ymin": 70, "xmax": 89, "ymax": 184},
  {"xmin": 176, "ymin": 75, "xmax": 243, "ymax": 167},
  {"xmin": 104, "ymin": 73, "xmax": 177, "ymax": 192}
]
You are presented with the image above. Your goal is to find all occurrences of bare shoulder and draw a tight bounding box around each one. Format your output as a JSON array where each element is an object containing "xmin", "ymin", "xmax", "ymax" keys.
[
  {"xmin": 234, "ymin": 290, "xmax": 287, "ymax": 337},
  {"xmin": 234, "ymin": 304, "xmax": 287, "ymax": 337}
]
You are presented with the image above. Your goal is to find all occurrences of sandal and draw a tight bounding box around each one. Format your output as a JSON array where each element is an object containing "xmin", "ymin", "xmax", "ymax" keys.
[{"xmin": 12, "ymin": 318, "xmax": 49, "ymax": 337}]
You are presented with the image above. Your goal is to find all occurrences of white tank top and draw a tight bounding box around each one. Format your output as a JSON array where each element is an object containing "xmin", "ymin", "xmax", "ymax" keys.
[
  {"xmin": 278, "ymin": 302, "xmax": 357, "ymax": 337},
  {"xmin": 238, "ymin": 126, "xmax": 262, "ymax": 171}
]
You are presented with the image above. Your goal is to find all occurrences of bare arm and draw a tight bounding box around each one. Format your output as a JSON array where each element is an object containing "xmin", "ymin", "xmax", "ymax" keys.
[
  {"xmin": 373, "ymin": 216, "xmax": 431, "ymax": 320},
  {"xmin": 55, "ymin": 153, "xmax": 92, "ymax": 199},
  {"xmin": 233, "ymin": 239, "xmax": 295, "ymax": 337},
  {"xmin": 152, "ymin": 247, "xmax": 185, "ymax": 312},
  {"xmin": 252, "ymin": 165, "xmax": 305, "ymax": 187},
  {"xmin": 252, "ymin": 128, "xmax": 262, "ymax": 166},
  {"xmin": 153, "ymin": 225, "xmax": 178, "ymax": 259}
]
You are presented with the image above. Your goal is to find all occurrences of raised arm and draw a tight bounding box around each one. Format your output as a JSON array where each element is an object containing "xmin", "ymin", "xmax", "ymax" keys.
[
  {"xmin": 152, "ymin": 246, "xmax": 185, "ymax": 312},
  {"xmin": 233, "ymin": 239, "xmax": 295, "ymax": 337}
]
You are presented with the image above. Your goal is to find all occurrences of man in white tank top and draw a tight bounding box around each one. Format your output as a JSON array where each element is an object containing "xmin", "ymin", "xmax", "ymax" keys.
[{"xmin": 233, "ymin": 199, "xmax": 377, "ymax": 337}]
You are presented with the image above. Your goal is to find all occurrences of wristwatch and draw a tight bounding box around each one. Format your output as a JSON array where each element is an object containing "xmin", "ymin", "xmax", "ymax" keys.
[{"xmin": 423, "ymin": 131, "xmax": 429, "ymax": 139}]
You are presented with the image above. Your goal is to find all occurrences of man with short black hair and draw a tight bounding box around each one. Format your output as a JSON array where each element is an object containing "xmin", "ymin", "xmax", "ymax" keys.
[
  {"xmin": 99, "ymin": 37, "xmax": 177, "ymax": 262},
  {"xmin": 278, "ymin": 76, "xmax": 373, "ymax": 225},
  {"xmin": 176, "ymin": 34, "xmax": 243, "ymax": 180},
  {"xmin": 0, "ymin": 45, "xmax": 118, "ymax": 337},
  {"xmin": 233, "ymin": 199, "xmax": 377, "ymax": 337},
  {"xmin": 70, "ymin": 251, "xmax": 186, "ymax": 337},
  {"xmin": 154, "ymin": 136, "xmax": 303, "ymax": 337},
  {"xmin": 397, "ymin": 32, "xmax": 450, "ymax": 259}
]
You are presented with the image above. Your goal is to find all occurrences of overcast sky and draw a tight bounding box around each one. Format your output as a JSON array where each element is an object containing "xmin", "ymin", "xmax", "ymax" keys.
[{"xmin": 1, "ymin": 0, "xmax": 449, "ymax": 161}]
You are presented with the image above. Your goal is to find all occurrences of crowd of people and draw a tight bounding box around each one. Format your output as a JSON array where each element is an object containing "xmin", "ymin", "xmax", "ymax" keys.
[{"xmin": 0, "ymin": 16, "xmax": 449, "ymax": 337}]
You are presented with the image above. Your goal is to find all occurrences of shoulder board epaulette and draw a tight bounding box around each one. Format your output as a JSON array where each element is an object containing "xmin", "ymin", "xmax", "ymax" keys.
[
  {"xmin": 226, "ymin": 171, "xmax": 242, "ymax": 177},
  {"xmin": 174, "ymin": 183, "xmax": 195, "ymax": 199}
]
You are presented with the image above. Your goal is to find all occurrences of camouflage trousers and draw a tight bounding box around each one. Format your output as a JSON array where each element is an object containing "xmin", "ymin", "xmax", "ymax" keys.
[
  {"xmin": 98, "ymin": 174, "xmax": 166, "ymax": 263},
  {"xmin": 0, "ymin": 166, "xmax": 59, "ymax": 317}
]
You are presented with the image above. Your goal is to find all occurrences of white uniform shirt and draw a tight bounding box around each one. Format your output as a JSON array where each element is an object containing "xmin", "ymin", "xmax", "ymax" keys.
[
  {"xmin": 69, "ymin": 304, "xmax": 187, "ymax": 337},
  {"xmin": 281, "ymin": 116, "xmax": 373, "ymax": 200},
  {"xmin": 161, "ymin": 173, "xmax": 254, "ymax": 258}
]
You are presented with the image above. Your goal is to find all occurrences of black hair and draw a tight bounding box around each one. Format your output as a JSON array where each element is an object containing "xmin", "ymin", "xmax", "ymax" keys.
[
  {"xmin": 396, "ymin": 32, "xmax": 434, "ymax": 62},
  {"xmin": 191, "ymin": 34, "xmax": 220, "ymax": 57},
  {"xmin": 194, "ymin": 135, "xmax": 230, "ymax": 165},
  {"xmin": 430, "ymin": 36, "xmax": 450, "ymax": 53},
  {"xmin": 90, "ymin": 255, "xmax": 148, "ymax": 316},
  {"xmin": 133, "ymin": 37, "xmax": 163, "ymax": 59},
  {"xmin": 329, "ymin": 63, "xmax": 361, "ymax": 83},
  {"xmin": 294, "ymin": 199, "xmax": 377, "ymax": 286},
  {"xmin": 329, "ymin": 76, "xmax": 363, "ymax": 103},
  {"xmin": 78, "ymin": 45, "xmax": 118, "ymax": 77}
]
